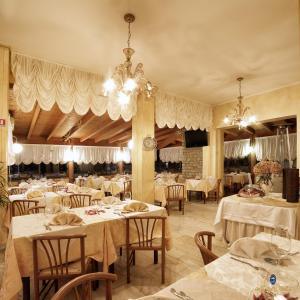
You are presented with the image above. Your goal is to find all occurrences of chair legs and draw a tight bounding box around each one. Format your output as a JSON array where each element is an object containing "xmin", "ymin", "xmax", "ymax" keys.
[
  {"xmin": 161, "ymin": 248, "xmax": 165, "ymax": 284},
  {"xmin": 154, "ymin": 250, "xmax": 158, "ymax": 264}
]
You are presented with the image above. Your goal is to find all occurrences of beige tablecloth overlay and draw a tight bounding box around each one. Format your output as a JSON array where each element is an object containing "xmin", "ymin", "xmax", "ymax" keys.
[
  {"xmin": 134, "ymin": 268, "xmax": 246, "ymax": 300},
  {"xmin": 206, "ymin": 233, "xmax": 300, "ymax": 297},
  {"xmin": 0, "ymin": 202, "xmax": 171, "ymax": 300},
  {"xmin": 185, "ymin": 178, "xmax": 216, "ymax": 197},
  {"xmin": 215, "ymin": 193, "xmax": 300, "ymax": 244},
  {"xmin": 103, "ymin": 180, "xmax": 125, "ymax": 196}
]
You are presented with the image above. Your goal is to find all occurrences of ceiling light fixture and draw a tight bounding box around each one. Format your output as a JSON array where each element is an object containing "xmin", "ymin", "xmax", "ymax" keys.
[
  {"xmin": 12, "ymin": 136, "xmax": 23, "ymax": 154},
  {"xmin": 223, "ymin": 77, "xmax": 256, "ymax": 129},
  {"xmin": 103, "ymin": 13, "xmax": 157, "ymax": 105}
]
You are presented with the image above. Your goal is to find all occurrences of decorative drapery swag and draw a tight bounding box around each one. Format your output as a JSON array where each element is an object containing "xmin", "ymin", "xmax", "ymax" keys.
[
  {"xmin": 224, "ymin": 133, "xmax": 297, "ymax": 161},
  {"xmin": 12, "ymin": 52, "xmax": 212, "ymax": 129},
  {"xmin": 155, "ymin": 92, "xmax": 212, "ymax": 130},
  {"xmin": 11, "ymin": 53, "xmax": 137, "ymax": 121},
  {"xmin": 12, "ymin": 144, "xmax": 131, "ymax": 165},
  {"xmin": 160, "ymin": 147, "xmax": 183, "ymax": 163}
]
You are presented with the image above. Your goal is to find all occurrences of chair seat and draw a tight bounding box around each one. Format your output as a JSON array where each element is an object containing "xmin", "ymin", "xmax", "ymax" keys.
[
  {"xmin": 128, "ymin": 237, "xmax": 163, "ymax": 249},
  {"xmin": 166, "ymin": 197, "xmax": 184, "ymax": 201}
]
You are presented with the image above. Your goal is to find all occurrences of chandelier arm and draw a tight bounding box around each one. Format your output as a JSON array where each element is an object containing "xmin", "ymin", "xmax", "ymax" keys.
[{"xmin": 127, "ymin": 22, "xmax": 131, "ymax": 48}]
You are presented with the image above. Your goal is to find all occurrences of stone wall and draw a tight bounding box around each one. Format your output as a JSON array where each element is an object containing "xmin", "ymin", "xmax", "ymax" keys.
[{"xmin": 182, "ymin": 147, "xmax": 203, "ymax": 178}]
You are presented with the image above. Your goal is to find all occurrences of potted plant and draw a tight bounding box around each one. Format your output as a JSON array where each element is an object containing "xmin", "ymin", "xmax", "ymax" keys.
[{"xmin": 0, "ymin": 162, "xmax": 9, "ymax": 207}]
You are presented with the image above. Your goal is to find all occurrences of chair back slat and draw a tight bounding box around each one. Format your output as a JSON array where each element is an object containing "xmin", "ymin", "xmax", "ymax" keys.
[
  {"xmin": 70, "ymin": 194, "xmax": 91, "ymax": 208},
  {"xmin": 12, "ymin": 200, "xmax": 39, "ymax": 217},
  {"xmin": 9, "ymin": 187, "xmax": 27, "ymax": 195},
  {"xmin": 167, "ymin": 184, "xmax": 184, "ymax": 200},
  {"xmin": 53, "ymin": 185, "xmax": 65, "ymax": 193},
  {"xmin": 26, "ymin": 205, "xmax": 46, "ymax": 214},
  {"xmin": 194, "ymin": 231, "xmax": 218, "ymax": 265}
]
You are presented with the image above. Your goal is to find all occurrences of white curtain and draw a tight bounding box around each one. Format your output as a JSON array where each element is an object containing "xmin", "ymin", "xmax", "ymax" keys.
[
  {"xmin": 14, "ymin": 144, "xmax": 131, "ymax": 165},
  {"xmin": 12, "ymin": 52, "xmax": 213, "ymax": 130},
  {"xmin": 7, "ymin": 117, "xmax": 15, "ymax": 166},
  {"xmin": 155, "ymin": 91, "xmax": 212, "ymax": 130},
  {"xmin": 11, "ymin": 53, "xmax": 137, "ymax": 121},
  {"xmin": 224, "ymin": 133, "xmax": 297, "ymax": 160},
  {"xmin": 160, "ymin": 147, "xmax": 183, "ymax": 162}
]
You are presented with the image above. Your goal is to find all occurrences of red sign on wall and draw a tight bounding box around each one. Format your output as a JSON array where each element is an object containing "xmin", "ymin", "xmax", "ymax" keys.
[{"xmin": 0, "ymin": 119, "xmax": 6, "ymax": 127}]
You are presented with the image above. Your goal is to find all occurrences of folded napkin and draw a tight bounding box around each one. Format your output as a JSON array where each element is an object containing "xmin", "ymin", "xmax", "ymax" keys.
[
  {"xmin": 26, "ymin": 190, "xmax": 44, "ymax": 199},
  {"xmin": 229, "ymin": 237, "xmax": 281, "ymax": 260},
  {"xmin": 122, "ymin": 202, "xmax": 149, "ymax": 213},
  {"xmin": 19, "ymin": 182, "xmax": 29, "ymax": 188},
  {"xmin": 101, "ymin": 196, "xmax": 122, "ymax": 205},
  {"xmin": 91, "ymin": 190, "xmax": 105, "ymax": 200},
  {"xmin": 50, "ymin": 213, "xmax": 83, "ymax": 226}
]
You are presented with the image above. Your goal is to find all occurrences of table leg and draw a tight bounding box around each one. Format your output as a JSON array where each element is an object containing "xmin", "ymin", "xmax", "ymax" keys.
[{"xmin": 22, "ymin": 277, "xmax": 30, "ymax": 300}]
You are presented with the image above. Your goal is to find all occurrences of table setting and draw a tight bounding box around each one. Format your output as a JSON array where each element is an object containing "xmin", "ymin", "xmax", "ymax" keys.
[{"xmin": 185, "ymin": 177, "xmax": 217, "ymax": 198}]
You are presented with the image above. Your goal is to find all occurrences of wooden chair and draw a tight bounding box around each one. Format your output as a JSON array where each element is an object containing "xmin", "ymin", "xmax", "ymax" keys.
[
  {"xmin": 32, "ymin": 234, "xmax": 87, "ymax": 300},
  {"xmin": 194, "ymin": 231, "xmax": 218, "ymax": 265},
  {"xmin": 52, "ymin": 185, "xmax": 65, "ymax": 193},
  {"xmin": 90, "ymin": 198, "xmax": 103, "ymax": 205},
  {"xmin": 9, "ymin": 187, "xmax": 27, "ymax": 195},
  {"xmin": 70, "ymin": 194, "xmax": 92, "ymax": 208},
  {"xmin": 126, "ymin": 216, "xmax": 166, "ymax": 284},
  {"xmin": 224, "ymin": 175, "xmax": 233, "ymax": 195},
  {"xmin": 208, "ymin": 179, "xmax": 222, "ymax": 203},
  {"xmin": 122, "ymin": 180, "xmax": 132, "ymax": 200},
  {"xmin": 166, "ymin": 184, "xmax": 185, "ymax": 216},
  {"xmin": 51, "ymin": 272, "xmax": 117, "ymax": 300},
  {"xmin": 26, "ymin": 205, "xmax": 46, "ymax": 214},
  {"xmin": 11, "ymin": 199, "xmax": 39, "ymax": 217}
]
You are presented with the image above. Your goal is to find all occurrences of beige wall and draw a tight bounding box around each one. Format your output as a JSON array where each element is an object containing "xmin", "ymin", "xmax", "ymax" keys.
[{"xmin": 210, "ymin": 83, "xmax": 300, "ymax": 179}]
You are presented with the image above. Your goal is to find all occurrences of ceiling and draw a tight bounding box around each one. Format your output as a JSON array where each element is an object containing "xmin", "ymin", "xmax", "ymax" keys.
[
  {"xmin": 1, "ymin": 0, "xmax": 299, "ymax": 105},
  {"xmin": 224, "ymin": 117, "xmax": 297, "ymax": 141}
]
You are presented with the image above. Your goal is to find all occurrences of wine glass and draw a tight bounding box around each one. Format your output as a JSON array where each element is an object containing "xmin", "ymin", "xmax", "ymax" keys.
[
  {"xmin": 271, "ymin": 225, "xmax": 291, "ymax": 260},
  {"xmin": 124, "ymin": 192, "xmax": 131, "ymax": 202}
]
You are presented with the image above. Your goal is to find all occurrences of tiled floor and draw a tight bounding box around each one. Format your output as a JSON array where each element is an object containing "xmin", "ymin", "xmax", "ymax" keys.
[{"xmin": 0, "ymin": 199, "xmax": 228, "ymax": 300}]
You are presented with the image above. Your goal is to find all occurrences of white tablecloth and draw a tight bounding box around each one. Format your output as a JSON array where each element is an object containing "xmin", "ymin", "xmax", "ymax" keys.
[
  {"xmin": 103, "ymin": 180, "xmax": 125, "ymax": 196},
  {"xmin": 214, "ymin": 193, "xmax": 300, "ymax": 243},
  {"xmin": 225, "ymin": 173, "xmax": 249, "ymax": 185},
  {"xmin": 205, "ymin": 233, "xmax": 300, "ymax": 297},
  {"xmin": 186, "ymin": 178, "xmax": 217, "ymax": 197}
]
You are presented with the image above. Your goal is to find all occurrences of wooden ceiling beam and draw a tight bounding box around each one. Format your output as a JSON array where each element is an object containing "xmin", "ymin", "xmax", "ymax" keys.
[
  {"xmin": 65, "ymin": 113, "xmax": 97, "ymax": 141},
  {"xmin": 260, "ymin": 123, "xmax": 275, "ymax": 135},
  {"xmin": 156, "ymin": 132, "xmax": 177, "ymax": 141},
  {"xmin": 80, "ymin": 116, "xmax": 114, "ymax": 142},
  {"xmin": 47, "ymin": 114, "xmax": 69, "ymax": 141},
  {"xmin": 243, "ymin": 126, "xmax": 255, "ymax": 135},
  {"xmin": 108, "ymin": 129, "xmax": 132, "ymax": 144},
  {"xmin": 223, "ymin": 129, "xmax": 238, "ymax": 137},
  {"xmin": 155, "ymin": 128, "xmax": 175, "ymax": 138},
  {"xmin": 27, "ymin": 104, "xmax": 41, "ymax": 139},
  {"xmin": 95, "ymin": 121, "xmax": 132, "ymax": 143},
  {"xmin": 158, "ymin": 136, "xmax": 177, "ymax": 149}
]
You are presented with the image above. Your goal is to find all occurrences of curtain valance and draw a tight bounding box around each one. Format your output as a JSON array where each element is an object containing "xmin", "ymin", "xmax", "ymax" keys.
[
  {"xmin": 160, "ymin": 147, "xmax": 183, "ymax": 163},
  {"xmin": 224, "ymin": 133, "xmax": 297, "ymax": 161},
  {"xmin": 12, "ymin": 52, "xmax": 212, "ymax": 130},
  {"xmin": 13, "ymin": 144, "xmax": 131, "ymax": 165},
  {"xmin": 11, "ymin": 53, "xmax": 136, "ymax": 121},
  {"xmin": 155, "ymin": 92, "xmax": 212, "ymax": 130}
]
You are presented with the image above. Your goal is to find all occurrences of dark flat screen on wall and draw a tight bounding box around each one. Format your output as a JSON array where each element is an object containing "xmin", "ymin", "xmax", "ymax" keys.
[{"xmin": 185, "ymin": 129, "xmax": 208, "ymax": 148}]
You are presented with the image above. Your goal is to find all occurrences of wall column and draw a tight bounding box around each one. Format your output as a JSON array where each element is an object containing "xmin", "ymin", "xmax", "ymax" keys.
[
  {"xmin": 0, "ymin": 46, "xmax": 9, "ymax": 178},
  {"xmin": 132, "ymin": 94, "xmax": 155, "ymax": 203},
  {"xmin": 67, "ymin": 161, "xmax": 74, "ymax": 183}
]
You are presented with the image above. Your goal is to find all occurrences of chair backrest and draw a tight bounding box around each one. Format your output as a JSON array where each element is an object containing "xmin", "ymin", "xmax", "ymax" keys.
[
  {"xmin": 70, "ymin": 194, "xmax": 91, "ymax": 208},
  {"xmin": 215, "ymin": 178, "xmax": 222, "ymax": 195},
  {"xmin": 167, "ymin": 184, "xmax": 185, "ymax": 200},
  {"xmin": 123, "ymin": 180, "xmax": 132, "ymax": 194},
  {"xmin": 12, "ymin": 199, "xmax": 39, "ymax": 217},
  {"xmin": 126, "ymin": 216, "xmax": 166, "ymax": 250},
  {"xmin": 52, "ymin": 185, "xmax": 65, "ymax": 193},
  {"xmin": 91, "ymin": 198, "xmax": 102, "ymax": 205},
  {"xmin": 51, "ymin": 272, "xmax": 117, "ymax": 300},
  {"xmin": 194, "ymin": 231, "xmax": 218, "ymax": 265},
  {"xmin": 224, "ymin": 175, "xmax": 233, "ymax": 186},
  {"xmin": 26, "ymin": 205, "xmax": 46, "ymax": 214},
  {"xmin": 9, "ymin": 187, "xmax": 27, "ymax": 195},
  {"xmin": 33, "ymin": 234, "xmax": 86, "ymax": 279},
  {"xmin": 78, "ymin": 178, "xmax": 85, "ymax": 187}
]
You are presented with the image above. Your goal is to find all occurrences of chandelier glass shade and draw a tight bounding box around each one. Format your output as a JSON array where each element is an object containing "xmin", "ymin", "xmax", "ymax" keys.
[
  {"xmin": 223, "ymin": 77, "xmax": 256, "ymax": 129},
  {"xmin": 103, "ymin": 13, "xmax": 157, "ymax": 105}
]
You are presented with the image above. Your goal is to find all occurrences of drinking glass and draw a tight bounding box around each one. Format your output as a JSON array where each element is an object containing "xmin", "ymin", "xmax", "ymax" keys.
[{"xmin": 124, "ymin": 192, "xmax": 131, "ymax": 202}]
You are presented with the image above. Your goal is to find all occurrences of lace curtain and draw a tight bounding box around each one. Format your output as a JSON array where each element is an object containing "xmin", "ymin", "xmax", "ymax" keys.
[
  {"xmin": 160, "ymin": 147, "xmax": 183, "ymax": 162},
  {"xmin": 155, "ymin": 92, "xmax": 212, "ymax": 130},
  {"xmin": 13, "ymin": 144, "xmax": 131, "ymax": 165},
  {"xmin": 12, "ymin": 52, "xmax": 212, "ymax": 129},
  {"xmin": 224, "ymin": 133, "xmax": 297, "ymax": 161},
  {"xmin": 11, "ymin": 53, "xmax": 136, "ymax": 121}
]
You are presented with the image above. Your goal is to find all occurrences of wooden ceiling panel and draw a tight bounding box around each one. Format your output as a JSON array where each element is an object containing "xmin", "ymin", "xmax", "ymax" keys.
[{"xmin": 12, "ymin": 109, "xmax": 34, "ymax": 137}]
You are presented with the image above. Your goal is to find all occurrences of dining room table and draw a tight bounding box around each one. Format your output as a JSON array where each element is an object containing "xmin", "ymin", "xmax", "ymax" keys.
[
  {"xmin": 185, "ymin": 177, "xmax": 217, "ymax": 199},
  {"xmin": 0, "ymin": 200, "xmax": 172, "ymax": 300},
  {"xmin": 134, "ymin": 232, "xmax": 300, "ymax": 299},
  {"xmin": 214, "ymin": 192, "xmax": 300, "ymax": 245},
  {"xmin": 103, "ymin": 177, "xmax": 129, "ymax": 196}
]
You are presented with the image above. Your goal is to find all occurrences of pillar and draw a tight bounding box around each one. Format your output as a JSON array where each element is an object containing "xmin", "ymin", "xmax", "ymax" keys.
[
  {"xmin": 0, "ymin": 46, "xmax": 9, "ymax": 178},
  {"xmin": 67, "ymin": 161, "xmax": 74, "ymax": 183},
  {"xmin": 132, "ymin": 93, "xmax": 155, "ymax": 203},
  {"xmin": 118, "ymin": 161, "xmax": 124, "ymax": 174},
  {"xmin": 249, "ymin": 134, "xmax": 256, "ymax": 176}
]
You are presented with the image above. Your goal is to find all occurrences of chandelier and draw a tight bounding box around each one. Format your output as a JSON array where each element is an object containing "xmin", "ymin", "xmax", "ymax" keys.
[
  {"xmin": 103, "ymin": 13, "xmax": 157, "ymax": 105},
  {"xmin": 224, "ymin": 77, "xmax": 256, "ymax": 129}
]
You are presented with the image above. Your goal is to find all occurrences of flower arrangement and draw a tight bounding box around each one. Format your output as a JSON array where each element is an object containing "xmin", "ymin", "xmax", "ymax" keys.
[{"xmin": 253, "ymin": 160, "xmax": 282, "ymax": 185}]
